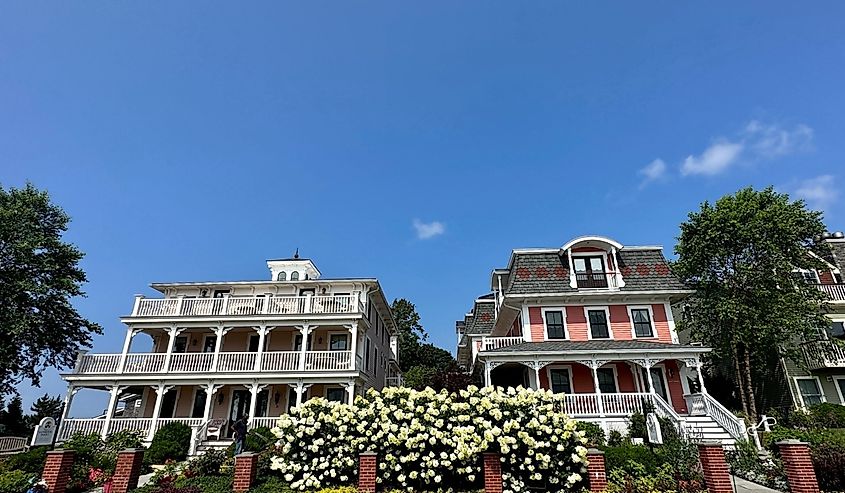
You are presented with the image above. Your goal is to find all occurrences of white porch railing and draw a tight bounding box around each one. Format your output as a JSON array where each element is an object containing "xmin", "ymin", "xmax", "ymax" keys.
[
  {"xmin": 76, "ymin": 353, "xmax": 122, "ymax": 374},
  {"xmin": 818, "ymin": 283, "xmax": 845, "ymax": 301},
  {"xmin": 684, "ymin": 393, "xmax": 748, "ymax": 441},
  {"xmin": 217, "ymin": 352, "xmax": 257, "ymax": 372},
  {"xmin": 559, "ymin": 392, "xmax": 652, "ymax": 416},
  {"xmin": 0, "ymin": 437, "xmax": 27, "ymax": 455},
  {"xmin": 153, "ymin": 418, "xmax": 203, "ymax": 435},
  {"xmin": 123, "ymin": 353, "xmax": 167, "ymax": 373},
  {"xmin": 481, "ymin": 336, "xmax": 524, "ymax": 351},
  {"xmin": 802, "ymin": 339, "xmax": 845, "ymax": 369},
  {"xmin": 107, "ymin": 418, "xmax": 153, "ymax": 437},
  {"xmin": 250, "ymin": 417, "xmax": 280, "ymax": 429},
  {"xmin": 57, "ymin": 418, "xmax": 104, "ymax": 441},
  {"xmin": 169, "ymin": 353, "xmax": 214, "ymax": 373},
  {"xmin": 132, "ymin": 294, "xmax": 362, "ymax": 317},
  {"xmin": 304, "ymin": 351, "xmax": 352, "ymax": 370},
  {"xmin": 261, "ymin": 351, "xmax": 300, "ymax": 371}
]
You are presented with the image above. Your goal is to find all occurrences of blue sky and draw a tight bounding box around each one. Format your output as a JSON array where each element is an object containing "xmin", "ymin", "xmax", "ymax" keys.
[{"xmin": 2, "ymin": 2, "xmax": 843, "ymax": 416}]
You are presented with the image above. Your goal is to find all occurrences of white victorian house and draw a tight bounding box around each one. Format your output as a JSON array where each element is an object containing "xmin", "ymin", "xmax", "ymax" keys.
[{"xmin": 57, "ymin": 256, "xmax": 401, "ymax": 450}]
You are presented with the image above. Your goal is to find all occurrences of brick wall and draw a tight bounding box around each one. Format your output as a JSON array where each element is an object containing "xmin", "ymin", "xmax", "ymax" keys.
[
  {"xmin": 233, "ymin": 453, "xmax": 259, "ymax": 493},
  {"xmin": 483, "ymin": 452, "xmax": 503, "ymax": 493},
  {"xmin": 112, "ymin": 449, "xmax": 145, "ymax": 493},
  {"xmin": 358, "ymin": 452, "xmax": 377, "ymax": 493},
  {"xmin": 586, "ymin": 448, "xmax": 607, "ymax": 492},
  {"xmin": 777, "ymin": 440, "xmax": 820, "ymax": 493},
  {"xmin": 697, "ymin": 442, "xmax": 732, "ymax": 493},
  {"xmin": 42, "ymin": 450, "xmax": 75, "ymax": 493}
]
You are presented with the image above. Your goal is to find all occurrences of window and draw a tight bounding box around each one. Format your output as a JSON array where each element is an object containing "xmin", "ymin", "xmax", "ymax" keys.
[
  {"xmin": 329, "ymin": 334, "xmax": 349, "ymax": 351},
  {"xmin": 365, "ymin": 338, "xmax": 371, "ymax": 371},
  {"xmin": 573, "ymin": 256, "xmax": 608, "ymax": 288},
  {"xmin": 587, "ymin": 309, "xmax": 610, "ymax": 339},
  {"xmin": 202, "ymin": 336, "xmax": 217, "ymax": 353},
  {"xmin": 630, "ymin": 308, "xmax": 654, "ymax": 338},
  {"xmin": 792, "ymin": 269, "xmax": 820, "ymax": 285},
  {"xmin": 596, "ymin": 368, "xmax": 618, "ymax": 393},
  {"xmin": 277, "ymin": 272, "xmax": 287, "ymax": 281},
  {"xmin": 326, "ymin": 388, "xmax": 346, "ymax": 403},
  {"xmin": 544, "ymin": 310, "xmax": 566, "ymax": 339},
  {"xmin": 796, "ymin": 378, "xmax": 824, "ymax": 407},
  {"xmin": 191, "ymin": 390, "xmax": 207, "ymax": 418},
  {"xmin": 835, "ymin": 377, "xmax": 845, "ymax": 405},
  {"xmin": 213, "ymin": 290, "xmax": 230, "ymax": 298},
  {"xmin": 549, "ymin": 369, "xmax": 572, "ymax": 394},
  {"xmin": 290, "ymin": 271, "xmax": 300, "ymax": 281},
  {"xmin": 293, "ymin": 334, "xmax": 311, "ymax": 351},
  {"xmin": 173, "ymin": 336, "xmax": 188, "ymax": 353}
]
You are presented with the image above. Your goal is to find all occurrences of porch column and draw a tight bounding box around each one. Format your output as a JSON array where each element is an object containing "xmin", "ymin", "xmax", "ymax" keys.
[
  {"xmin": 202, "ymin": 383, "xmax": 220, "ymax": 424},
  {"xmin": 297, "ymin": 324, "xmax": 312, "ymax": 371},
  {"xmin": 695, "ymin": 359, "xmax": 708, "ymax": 394},
  {"xmin": 347, "ymin": 323, "xmax": 359, "ymax": 370},
  {"xmin": 254, "ymin": 326, "xmax": 270, "ymax": 371},
  {"xmin": 346, "ymin": 380, "xmax": 356, "ymax": 405},
  {"xmin": 148, "ymin": 384, "xmax": 174, "ymax": 441},
  {"xmin": 247, "ymin": 382, "xmax": 267, "ymax": 425},
  {"xmin": 643, "ymin": 360, "xmax": 656, "ymax": 394},
  {"xmin": 60, "ymin": 385, "xmax": 79, "ymax": 423},
  {"xmin": 211, "ymin": 326, "xmax": 229, "ymax": 372},
  {"xmin": 484, "ymin": 360, "xmax": 492, "ymax": 387},
  {"xmin": 163, "ymin": 326, "xmax": 184, "ymax": 372},
  {"xmin": 118, "ymin": 327, "xmax": 140, "ymax": 372},
  {"xmin": 102, "ymin": 385, "xmax": 125, "ymax": 438},
  {"xmin": 294, "ymin": 381, "xmax": 312, "ymax": 407},
  {"xmin": 589, "ymin": 361, "xmax": 605, "ymax": 417}
]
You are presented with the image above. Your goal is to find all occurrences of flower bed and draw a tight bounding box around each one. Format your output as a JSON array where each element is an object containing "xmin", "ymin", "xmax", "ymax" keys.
[{"xmin": 269, "ymin": 385, "xmax": 589, "ymax": 492}]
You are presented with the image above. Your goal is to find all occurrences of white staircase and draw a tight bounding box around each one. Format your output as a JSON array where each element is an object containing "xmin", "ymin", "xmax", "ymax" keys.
[{"xmin": 682, "ymin": 415, "xmax": 736, "ymax": 446}]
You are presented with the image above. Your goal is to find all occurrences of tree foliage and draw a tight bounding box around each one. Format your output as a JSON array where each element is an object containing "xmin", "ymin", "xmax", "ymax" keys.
[
  {"xmin": 0, "ymin": 183, "xmax": 101, "ymax": 394},
  {"xmin": 673, "ymin": 186, "xmax": 830, "ymax": 421}
]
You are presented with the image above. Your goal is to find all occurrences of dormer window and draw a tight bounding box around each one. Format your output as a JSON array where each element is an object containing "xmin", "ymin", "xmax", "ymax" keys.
[
  {"xmin": 290, "ymin": 271, "xmax": 300, "ymax": 281},
  {"xmin": 277, "ymin": 272, "xmax": 287, "ymax": 281},
  {"xmin": 792, "ymin": 269, "xmax": 819, "ymax": 285},
  {"xmin": 574, "ymin": 256, "xmax": 608, "ymax": 288}
]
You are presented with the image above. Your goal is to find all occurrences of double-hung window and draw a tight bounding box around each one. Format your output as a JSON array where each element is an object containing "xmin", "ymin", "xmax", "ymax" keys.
[
  {"xmin": 796, "ymin": 378, "xmax": 824, "ymax": 407},
  {"xmin": 631, "ymin": 308, "xmax": 654, "ymax": 338},
  {"xmin": 596, "ymin": 368, "xmax": 618, "ymax": 393},
  {"xmin": 549, "ymin": 369, "xmax": 572, "ymax": 394},
  {"xmin": 544, "ymin": 310, "xmax": 566, "ymax": 339},
  {"xmin": 587, "ymin": 309, "xmax": 610, "ymax": 339}
]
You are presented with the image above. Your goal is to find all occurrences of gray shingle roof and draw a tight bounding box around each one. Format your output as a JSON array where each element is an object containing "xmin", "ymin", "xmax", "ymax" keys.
[
  {"xmin": 466, "ymin": 300, "xmax": 495, "ymax": 335},
  {"xmin": 487, "ymin": 340, "xmax": 708, "ymax": 353},
  {"xmin": 829, "ymin": 241, "xmax": 845, "ymax": 272},
  {"xmin": 505, "ymin": 248, "xmax": 687, "ymax": 295}
]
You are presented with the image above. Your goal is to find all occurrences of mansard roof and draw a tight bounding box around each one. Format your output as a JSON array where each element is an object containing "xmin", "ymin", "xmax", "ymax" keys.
[
  {"xmin": 459, "ymin": 294, "xmax": 496, "ymax": 336},
  {"xmin": 503, "ymin": 247, "xmax": 687, "ymax": 295}
]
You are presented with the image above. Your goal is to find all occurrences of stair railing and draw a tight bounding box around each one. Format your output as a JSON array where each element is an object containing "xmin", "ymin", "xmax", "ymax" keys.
[
  {"xmin": 697, "ymin": 393, "xmax": 748, "ymax": 441},
  {"xmin": 189, "ymin": 419, "xmax": 212, "ymax": 456},
  {"xmin": 648, "ymin": 393, "xmax": 687, "ymax": 438}
]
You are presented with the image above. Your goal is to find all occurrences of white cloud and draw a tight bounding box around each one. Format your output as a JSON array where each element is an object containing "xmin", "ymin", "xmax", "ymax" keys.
[
  {"xmin": 638, "ymin": 159, "xmax": 667, "ymax": 188},
  {"xmin": 412, "ymin": 219, "xmax": 445, "ymax": 239},
  {"xmin": 794, "ymin": 175, "xmax": 838, "ymax": 211},
  {"xmin": 680, "ymin": 140, "xmax": 744, "ymax": 176},
  {"xmin": 745, "ymin": 120, "xmax": 814, "ymax": 158}
]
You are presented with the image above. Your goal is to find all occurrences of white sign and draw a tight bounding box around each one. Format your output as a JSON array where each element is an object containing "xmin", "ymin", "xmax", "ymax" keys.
[
  {"xmin": 646, "ymin": 413, "xmax": 663, "ymax": 445},
  {"xmin": 31, "ymin": 417, "xmax": 56, "ymax": 447}
]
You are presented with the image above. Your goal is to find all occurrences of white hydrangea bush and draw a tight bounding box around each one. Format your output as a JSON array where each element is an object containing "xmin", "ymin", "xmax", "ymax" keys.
[{"xmin": 269, "ymin": 385, "xmax": 589, "ymax": 492}]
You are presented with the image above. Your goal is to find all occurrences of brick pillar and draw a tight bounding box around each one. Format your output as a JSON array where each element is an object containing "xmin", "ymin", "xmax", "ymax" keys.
[
  {"xmin": 483, "ymin": 452, "xmax": 503, "ymax": 493},
  {"xmin": 233, "ymin": 453, "xmax": 259, "ymax": 493},
  {"xmin": 358, "ymin": 452, "xmax": 377, "ymax": 493},
  {"xmin": 111, "ymin": 449, "xmax": 145, "ymax": 493},
  {"xmin": 42, "ymin": 450, "xmax": 75, "ymax": 493},
  {"xmin": 586, "ymin": 448, "xmax": 607, "ymax": 492},
  {"xmin": 697, "ymin": 441, "xmax": 732, "ymax": 493},
  {"xmin": 777, "ymin": 440, "xmax": 820, "ymax": 493}
]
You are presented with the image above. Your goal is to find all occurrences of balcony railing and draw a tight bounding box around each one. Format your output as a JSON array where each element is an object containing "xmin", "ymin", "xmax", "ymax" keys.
[
  {"xmin": 57, "ymin": 417, "xmax": 204, "ymax": 443},
  {"xmin": 132, "ymin": 294, "xmax": 362, "ymax": 318},
  {"xmin": 575, "ymin": 272, "xmax": 619, "ymax": 289},
  {"xmin": 73, "ymin": 350, "xmax": 354, "ymax": 375},
  {"xmin": 481, "ymin": 336, "xmax": 524, "ymax": 351},
  {"xmin": 818, "ymin": 284, "xmax": 845, "ymax": 302},
  {"xmin": 554, "ymin": 392, "xmax": 652, "ymax": 417},
  {"xmin": 802, "ymin": 340, "xmax": 845, "ymax": 369}
]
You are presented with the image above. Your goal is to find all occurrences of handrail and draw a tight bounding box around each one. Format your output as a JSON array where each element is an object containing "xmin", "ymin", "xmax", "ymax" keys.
[
  {"xmin": 648, "ymin": 393, "xmax": 687, "ymax": 438},
  {"xmin": 696, "ymin": 392, "xmax": 748, "ymax": 441},
  {"xmin": 133, "ymin": 294, "xmax": 362, "ymax": 317}
]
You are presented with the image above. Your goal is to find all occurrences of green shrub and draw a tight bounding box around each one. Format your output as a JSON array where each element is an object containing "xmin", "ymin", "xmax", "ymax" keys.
[
  {"xmin": 807, "ymin": 402, "xmax": 845, "ymax": 428},
  {"xmin": 0, "ymin": 470, "xmax": 39, "ymax": 493},
  {"xmin": 605, "ymin": 462, "xmax": 700, "ymax": 493},
  {"xmin": 602, "ymin": 443, "xmax": 662, "ymax": 475},
  {"xmin": 810, "ymin": 442, "xmax": 845, "ymax": 492},
  {"xmin": 145, "ymin": 422, "xmax": 192, "ymax": 466},
  {"xmin": 764, "ymin": 426, "xmax": 845, "ymax": 448},
  {"xmin": 607, "ymin": 429, "xmax": 624, "ymax": 447},
  {"xmin": 245, "ymin": 426, "xmax": 276, "ymax": 452},
  {"xmin": 576, "ymin": 421, "xmax": 606, "ymax": 446},
  {"xmin": 187, "ymin": 449, "xmax": 227, "ymax": 476},
  {"xmin": 627, "ymin": 411, "xmax": 680, "ymax": 443},
  {"xmin": 174, "ymin": 475, "xmax": 233, "ymax": 493},
  {"xmin": 654, "ymin": 438, "xmax": 701, "ymax": 482},
  {"xmin": 0, "ymin": 446, "xmax": 48, "ymax": 474},
  {"xmin": 246, "ymin": 476, "xmax": 295, "ymax": 493}
]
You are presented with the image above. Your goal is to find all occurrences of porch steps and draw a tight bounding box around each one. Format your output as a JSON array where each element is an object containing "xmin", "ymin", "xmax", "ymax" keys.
[
  {"xmin": 193, "ymin": 439, "xmax": 234, "ymax": 456},
  {"xmin": 681, "ymin": 415, "xmax": 736, "ymax": 447}
]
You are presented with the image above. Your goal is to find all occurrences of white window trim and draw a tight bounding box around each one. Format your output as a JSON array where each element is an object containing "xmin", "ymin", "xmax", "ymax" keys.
[
  {"xmin": 546, "ymin": 365, "xmax": 575, "ymax": 394},
  {"xmin": 793, "ymin": 268, "xmax": 820, "ymax": 284},
  {"xmin": 833, "ymin": 377, "xmax": 845, "ymax": 406},
  {"xmin": 570, "ymin": 251, "xmax": 612, "ymax": 273},
  {"xmin": 584, "ymin": 306, "xmax": 613, "ymax": 340},
  {"xmin": 627, "ymin": 305, "xmax": 657, "ymax": 339},
  {"xmin": 794, "ymin": 376, "xmax": 826, "ymax": 408},
  {"xmin": 595, "ymin": 364, "xmax": 620, "ymax": 393},
  {"xmin": 541, "ymin": 307, "xmax": 569, "ymax": 341},
  {"xmin": 327, "ymin": 331, "xmax": 351, "ymax": 351}
]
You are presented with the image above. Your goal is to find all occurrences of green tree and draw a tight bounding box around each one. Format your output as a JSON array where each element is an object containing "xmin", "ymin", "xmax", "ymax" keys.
[
  {"xmin": 673, "ymin": 187, "xmax": 830, "ymax": 422},
  {"xmin": 391, "ymin": 298, "xmax": 427, "ymax": 372},
  {"xmin": 0, "ymin": 183, "xmax": 101, "ymax": 395},
  {"xmin": 30, "ymin": 394, "xmax": 63, "ymax": 421},
  {"xmin": 2, "ymin": 396, "xmax": 26, "ymax": 436}
]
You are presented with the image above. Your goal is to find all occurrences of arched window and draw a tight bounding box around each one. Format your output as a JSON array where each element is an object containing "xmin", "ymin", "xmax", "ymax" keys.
[
  {"xmin": 290, "ymin": 271, "xmax": 300, "ymax": 281},
  {"xmin": 277, "ymin": 272, "xmax": 287, "ymax": 281}
]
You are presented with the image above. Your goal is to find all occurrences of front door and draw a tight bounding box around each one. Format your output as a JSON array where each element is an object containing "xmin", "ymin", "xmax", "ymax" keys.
[
  {"xmin": 191, "ymin": 390, "xmax": 207, "ymax": 419},
  {"xmin": 159, "ymin": 388, "xmax": 178, "ymax": 418},
  {"xmin": 642, "ymin": 367, "xmax": 669, "ymax": 402},
  {"xmin": 228, "ymin": 390, "xmax": 251, "ymax": 437}
]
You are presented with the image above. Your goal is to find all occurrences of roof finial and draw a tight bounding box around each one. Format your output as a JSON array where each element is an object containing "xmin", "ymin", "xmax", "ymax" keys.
[{"xmin": 294, "ymin": 248, "xmax": 300, "ymax": 259}]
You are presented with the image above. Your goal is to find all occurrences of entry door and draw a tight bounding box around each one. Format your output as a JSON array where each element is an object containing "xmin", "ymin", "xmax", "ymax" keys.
[
  {"xmin": 191, "ymin": 390, "xmax": 207, "ymax": 418},
  {"xmin": 159, "ymin": 389, "xmax": 178, "ymax": 418},
  {"xmin": 641, "ymin": 367, "xmax": 669, "ymax": 402},
  {"xmin": 228, "ymin": 390, "xmax": 251, "ymax": 436}
]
